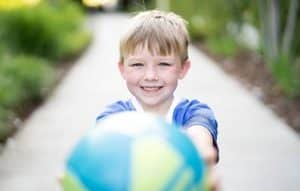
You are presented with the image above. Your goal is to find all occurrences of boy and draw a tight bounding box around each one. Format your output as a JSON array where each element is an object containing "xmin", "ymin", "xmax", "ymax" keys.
[{"xmin": 97, "ymin": 10, "xmax": 218, "ymax": 166}]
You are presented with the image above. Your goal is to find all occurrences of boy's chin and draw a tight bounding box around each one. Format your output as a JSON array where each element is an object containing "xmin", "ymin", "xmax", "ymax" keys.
[
  {"xmin": 138, "ymin": 96, "xmax": 172, "ymax": 109},
  {"xmin": 139, "ymin": 99, "xmax": 161, "ymax": 107},
  {"xmin": 136, "ymin": 97, "xmax": 161, "ymax": 107}
]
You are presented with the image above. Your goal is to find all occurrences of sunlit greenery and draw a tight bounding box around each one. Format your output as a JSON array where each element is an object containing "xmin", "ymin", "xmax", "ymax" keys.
[
  {"xmin": 0, "ymin": 55, "xmax": 55, "ymax": 108},
  {"xmin": 0, "ymin": 0, "xmax": 91, "ymax": 141},
  {"xmin": 257, "ymin": 0, "xmax": 300, "ymax": 97},
  {"xmin": 0, "ymin": 0, "xmax": 40, "ymax": 10},
  {"xmin": 0, "ymin": 1, "xmax": 90, "ymax": 60},
  {"xmin": 0, "ymin": 55, "xmax": 55, "ymax": 141}
]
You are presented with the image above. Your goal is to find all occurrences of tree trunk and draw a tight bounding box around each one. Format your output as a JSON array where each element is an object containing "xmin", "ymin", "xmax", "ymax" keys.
[
  {"xmin": 268, "ymin": 0, "xmax": 280, "ymax": 60},
  {"xmin": 257, "ymin": 0, "xmax": 281, "ymax": 61},
  {"xmin": 257, "ymin": 0, "xmax": 270, "ymax": 60},
  {"xmin": 282, "ymin": 0, "xmax": 299, "ymax": 55}
]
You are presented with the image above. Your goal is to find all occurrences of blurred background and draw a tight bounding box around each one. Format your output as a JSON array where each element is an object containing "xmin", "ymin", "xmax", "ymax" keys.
[
  {"xmin": 0, "ymin": 0, "xmax": 299, "ymax": 146},
  {"xmin": 0, "ymin": 1, "xmax": 300, "ymax": 191}
]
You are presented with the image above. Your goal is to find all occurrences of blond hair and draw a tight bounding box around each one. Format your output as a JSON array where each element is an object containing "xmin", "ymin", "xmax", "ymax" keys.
[{"xmin": 119, "ymin": 10, "xmax": 190, "ymax": 63}]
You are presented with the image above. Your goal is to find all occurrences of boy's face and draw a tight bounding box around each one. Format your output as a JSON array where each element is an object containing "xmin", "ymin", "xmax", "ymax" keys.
[{"xmin": 119, "ymin": 47, "xmax": 190, "ymax": 109}]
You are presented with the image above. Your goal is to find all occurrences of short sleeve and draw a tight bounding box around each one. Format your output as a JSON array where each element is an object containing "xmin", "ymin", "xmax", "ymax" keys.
[
  {"xmin": 173, "ymin": 99, "xmax": 219, "ymax": 156},
  {"xmin": 96, "ymin": 100, "xmax": 136, "ymax": 122}
]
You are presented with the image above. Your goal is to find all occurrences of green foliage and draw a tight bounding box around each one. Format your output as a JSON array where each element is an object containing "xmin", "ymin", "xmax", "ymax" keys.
[
  {"xmin": 0, "ymin": 55, "xmax": 55, "ymax": 141},
  {"xmin": 58, "ymin": 30, "xmax": 92, "ymax": 59},
  {"xmin": 126, "ymin": 0, "xmax": 154, "ymax": 12},
  {"xmin": 206, "ymin": 35, "xmax": 239, "ymax": 57},
  {"xmin": 0, "ymin": 55, "xmax": 55, "ymax": 109},
  {"xmin": 0, "ymin": 0, "xmax": 91, "ymax": 142},
  {"xmin": 270, "ymin": 55, "xmax": 300, "ymax": 97},
  {"xmin": 0, "ymin": 108, "xmax": 16, "ymax": 142},
  {"xmin": 169, "ymin": 0, "xmax": 240, "ymax": 39},
  {"xmin": 0, "ymin": 1, "xmax": 90, "ymax": 61},
  {"xmin": 165, "ymin": 0, "xmax": 240, "ymax": 57},
  {"xmin": 257, "ymin": 0, "xmax": 300, "ymax": 97}
]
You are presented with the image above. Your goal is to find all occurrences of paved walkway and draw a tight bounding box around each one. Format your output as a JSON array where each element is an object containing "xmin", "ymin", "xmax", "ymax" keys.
[{"xmin": 0, "ymin": 13, "xmax": 299, "ymax": 191}]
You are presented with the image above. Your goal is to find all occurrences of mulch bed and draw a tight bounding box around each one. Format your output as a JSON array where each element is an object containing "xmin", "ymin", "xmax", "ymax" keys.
[{"xmin": 194, "ymin": 42, "xmax": 300, "ymax": 134}]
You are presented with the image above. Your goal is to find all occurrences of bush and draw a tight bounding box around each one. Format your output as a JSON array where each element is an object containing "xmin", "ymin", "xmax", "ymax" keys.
[
  {"xmin": 58, "ymin": 30, "xmax": 92, "ymax": 59},
  {"xmin": 270, "ymin": 55, "xmax": 300, "ymax": 97},
  {"xmin": 0, "ymin": 55, "xmax": 55, "ymax": 141},
  {"xmin": 168, "ymin": 0, "xmax": 233, "ymax": 39},
  {"xmin": 0, "ymin": 1, "xmax": 90, "ymax": 61},
  {"xmin": 0, "ymin": 55, "xmax": 55, "ymax": 109},
  {"xmin": 0, "ymin": 0, "xmax": 40, "ymax": 10},
  {"xmin": 0, "ymin": 108, "xmax": 17, "ymax": 142},
  {"xmin": 206, "ymin": 35, "xmax": 240, "ymax": 57},
  {"xmin": 0, "ymin": 1, "xmax": 91, "ymax": 142}
]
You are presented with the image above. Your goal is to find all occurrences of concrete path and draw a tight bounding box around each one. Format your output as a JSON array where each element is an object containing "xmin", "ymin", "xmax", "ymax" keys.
[{"xmin": 0, "ymin": 13, "xmax": 299, "ymax": 191}]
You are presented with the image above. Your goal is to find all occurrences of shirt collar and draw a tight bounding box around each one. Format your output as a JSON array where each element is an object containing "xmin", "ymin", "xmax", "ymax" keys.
[{"xmin": 130, "ymin": 96, "xmax": 182, "ymax": 124}]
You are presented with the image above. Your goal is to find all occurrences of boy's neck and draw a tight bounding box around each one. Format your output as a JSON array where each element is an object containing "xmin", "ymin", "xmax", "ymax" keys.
[{"xmin": 136, "ymin": 96, "xmax": 174, "ymax": 117}]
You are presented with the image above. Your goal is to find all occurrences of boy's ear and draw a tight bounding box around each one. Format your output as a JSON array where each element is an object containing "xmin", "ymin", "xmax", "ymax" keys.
[
  {"xmin": 179, "ymin": 59, "xmax": 191, "ymax": 79},
  {"xmin": 118, "ymin": 61, "xmax": 126, "ymax": 79}
]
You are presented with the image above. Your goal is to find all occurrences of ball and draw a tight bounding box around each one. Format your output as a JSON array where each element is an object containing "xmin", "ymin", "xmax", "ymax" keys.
[{"xmin": 61, "ymin": 112, "xmax": 208, "ymax": 191}]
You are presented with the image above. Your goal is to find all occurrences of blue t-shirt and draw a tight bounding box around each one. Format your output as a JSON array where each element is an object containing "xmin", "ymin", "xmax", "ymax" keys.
[{"xmin": 96, "ymin": 98, "xmax": 219, "ymax": 159}]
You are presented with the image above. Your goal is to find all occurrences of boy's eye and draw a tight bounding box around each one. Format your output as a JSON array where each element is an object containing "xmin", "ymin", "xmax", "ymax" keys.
[
  {"xmin": 130, "ymin": 63, "xmax": 144, "ymax": 67},
  {"xmin": 159, "ymin": 62, "xmax": 171, "ymax": 66}
]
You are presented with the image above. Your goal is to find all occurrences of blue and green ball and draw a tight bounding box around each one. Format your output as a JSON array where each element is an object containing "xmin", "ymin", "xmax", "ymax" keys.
[{"xmin": 61, "ymin": 112, "xmax": 209, "ymax": 191}]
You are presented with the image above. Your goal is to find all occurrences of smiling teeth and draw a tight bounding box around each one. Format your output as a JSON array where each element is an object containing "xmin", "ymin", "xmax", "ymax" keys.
[{"xmin": 142, "ymin": 86, "xmax": 162, "ymax": 91}]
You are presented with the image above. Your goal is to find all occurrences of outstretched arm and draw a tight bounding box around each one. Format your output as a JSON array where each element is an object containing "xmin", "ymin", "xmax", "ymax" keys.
[
  {"xmin": 186, "ymin": 125, "xmax": 217, "ymax": 165},
  {"xmin": 186, "ymin": 125, "xmax": 219, "ymax": 191}
]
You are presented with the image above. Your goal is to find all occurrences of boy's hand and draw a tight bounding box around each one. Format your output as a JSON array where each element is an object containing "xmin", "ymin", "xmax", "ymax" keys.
[
  {"xmin": 185, "ymin": 126, "xmax": 219, "ymax": 191},
  {"xmin": 185, "ymin": 126, "xmax": 217, "ymax": 165}
]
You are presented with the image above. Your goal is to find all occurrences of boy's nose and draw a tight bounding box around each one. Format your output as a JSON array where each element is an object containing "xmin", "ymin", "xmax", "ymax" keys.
[{"xmin": 144, "ymin": 67, "xmax": 158, "ymax": 81}]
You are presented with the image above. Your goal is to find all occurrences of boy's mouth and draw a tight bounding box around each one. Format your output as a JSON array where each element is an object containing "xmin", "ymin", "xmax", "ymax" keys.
[{"xmin": 140, "ymin": 86, "xmax": 163, "ymax": 92}]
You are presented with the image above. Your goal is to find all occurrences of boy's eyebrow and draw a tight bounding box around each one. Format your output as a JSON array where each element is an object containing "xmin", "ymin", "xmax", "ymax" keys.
[
  {"xmin": 126, "ymin": 56, "xmax": 177, "ymax": 63},
  {"xmin": 125, "ymin": 57, "xmax": 144, "ymax": 62}
]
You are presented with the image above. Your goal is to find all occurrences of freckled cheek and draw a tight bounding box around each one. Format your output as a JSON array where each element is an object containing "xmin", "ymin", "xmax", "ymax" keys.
[
  {"xmin": 160, "ymin": 70, "xmax": 181, "ymax": 83},
  {"xmin": 124, "ymin": 71, "xmax": 143, "ymax": 85}
]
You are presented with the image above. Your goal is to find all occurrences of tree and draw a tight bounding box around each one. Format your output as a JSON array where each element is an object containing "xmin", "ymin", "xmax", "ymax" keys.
[
  {"xmin": 257, "ymin": 0, "xmax": 300, "ymax": 96},
  {"xmin": 257, "ymin": 0, "xmax": 299, "ymax": 59}
]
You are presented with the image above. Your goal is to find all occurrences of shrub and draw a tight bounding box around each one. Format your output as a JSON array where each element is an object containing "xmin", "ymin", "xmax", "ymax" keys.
[
  {"xmin": 270, "ymin": 55, "xmax": 300, "ymax": 97},
  {"xmin": 0, "ymin": 108, "xmax": 17, "ymax": 142},
  {"xmin": 57, "ymin": 30, "xmax": 92, "ymax": 59},
  {"xmin": 206, "ymin": 35, "xmax": 240, "ymax": 57},
  {"xmin": 0, "ymin": 55, "xmax": 55, "ymax": 141},
  {"xmin": 0, "ymin": 1, "xmax": 90, "ymax": 61},
  {"xmin": 0, "ymin": 55, "xmax": 55, "ymax": 110},
  {"xmin": 0, "ymin": 0, "xmax": 40, "ymax": 11},
  {"xmin": 169, "ymin": 0, "xmax": 233, "ymax": 39},
  {"xmin": 0, "ymin": 0, "xmax": 91, "ymax": 142}
]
